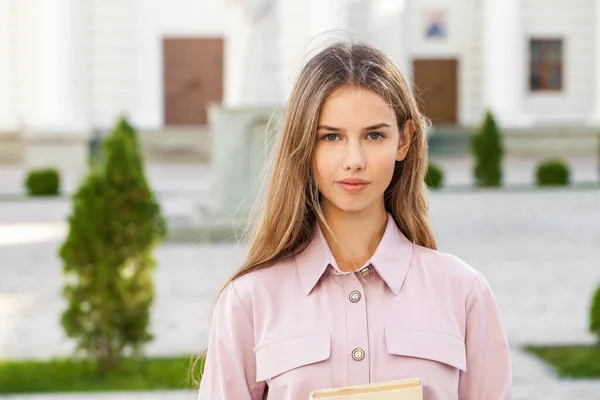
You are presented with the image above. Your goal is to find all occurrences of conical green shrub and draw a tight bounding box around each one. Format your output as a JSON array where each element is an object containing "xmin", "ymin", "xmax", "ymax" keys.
[
  {"xmin": 590, "ymin": 284, "xmax": 600, "ymax": 343},
  {"xmin": 471, "ymin": 110, "xmax": 504, "ymax": 187},
  {"xmin": 59, "ymin": 116, "xmax": 166, "ymax": 374}
]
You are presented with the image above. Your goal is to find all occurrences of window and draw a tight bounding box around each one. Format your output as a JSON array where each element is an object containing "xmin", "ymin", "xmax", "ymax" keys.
[{"xmin": 529, "ymin": 39, "xmax": 563, "ymax": 91}]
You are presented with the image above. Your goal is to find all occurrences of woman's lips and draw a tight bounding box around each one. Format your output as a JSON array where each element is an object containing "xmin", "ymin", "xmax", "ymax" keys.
[{"xmin": 336, "ymin": 179, "xmax": 370, "ymax": 193}]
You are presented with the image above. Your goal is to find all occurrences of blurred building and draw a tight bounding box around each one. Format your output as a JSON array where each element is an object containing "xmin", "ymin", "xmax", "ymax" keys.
[{"xmin": 0, "ymin": 0, "xmax": 599, "ymax": 171}]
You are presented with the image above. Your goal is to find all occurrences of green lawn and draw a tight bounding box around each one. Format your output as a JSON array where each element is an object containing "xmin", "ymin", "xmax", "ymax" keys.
[
  {"xmin": 0, "ymin": 355, "xmax": 204, "ymax": 394},
  {"xmin": 524, "ymin": 344, "xmax": 600, "ymax": 379}
]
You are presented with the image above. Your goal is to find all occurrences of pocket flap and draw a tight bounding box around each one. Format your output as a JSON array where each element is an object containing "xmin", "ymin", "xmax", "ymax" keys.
[
  {"xmin": 385, "ymin": 329, "xmax": 467, "ymax": 372},
  {"xmin": 254, "ymin": 332, "xmax": 331, "ymax": 381}
]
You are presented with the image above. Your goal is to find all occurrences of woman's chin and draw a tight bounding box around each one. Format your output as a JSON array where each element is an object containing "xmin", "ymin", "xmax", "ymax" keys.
[{"xmin": 325, "ymin": 198, "xmax": 376, "ymax": 214}]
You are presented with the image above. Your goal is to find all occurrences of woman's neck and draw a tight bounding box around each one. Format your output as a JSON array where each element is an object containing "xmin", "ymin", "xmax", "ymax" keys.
[{"xmin": 319, "ymin": 202, "xmax": 388, "ymax": 272}]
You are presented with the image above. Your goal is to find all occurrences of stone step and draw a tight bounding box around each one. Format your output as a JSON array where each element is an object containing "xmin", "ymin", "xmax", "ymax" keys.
[
  {"xmin": 0, "ymin": 127, "xmax": 212, "ymax": 165},
  {"xmin": 427, "ymin": 125, "xmax": 600, "ymax": 157}
]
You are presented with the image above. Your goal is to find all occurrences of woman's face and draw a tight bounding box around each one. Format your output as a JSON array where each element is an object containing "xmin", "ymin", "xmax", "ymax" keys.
[{"xmin": 312, "ymin": 85, "xmax": 413, "ymax": 214}]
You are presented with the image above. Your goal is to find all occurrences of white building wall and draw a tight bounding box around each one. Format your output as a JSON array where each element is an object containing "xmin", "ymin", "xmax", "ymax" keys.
[
  {"xmin": 223, "ymin": 1, "xmax": 280, "ymax": 108},
  {"xmin": 125, "ymin": 0, "xmax": 226, "ymax": 130},
  {"xmin": 592, "ymin": 0, "xmax": 600, "ymax": 124},
  {"xmin": 3, "ymin": 0, "xmax": 600, "ymax": 136},
  {"xmin": 481, "ymin": 0, "xmax": 528, "ymax": 129},
  {"xmin": 346, "ymin": 0, "xmax": 369, "ymax": 37},
  {"xmin": 523, "ymin": 0, "xmax": 595, "ymax": 125},
  {"xmin": 408, "ymin": 0, "xmax": 476, "ymax": 126},
  {"xmin": 460, "ymin": 0, "xmax": 484, "ymax": 127},
  {"xmin": 366, "ymin": 0, "xmax": 410, "ymax": 74},
  {"xmin": 10, "ymin": 0, "xmax": 90, "ymax": 133},
  {"xmin": 256, "ymin": 4, "xmax": 281, "ymax": 107},
  {"xmin": 0, "ymin": 0, "xmax": 17, "ymax": 132},
  {"xmin": 409, "ymin": 0, "xmax": 465, "ymax": 59},
  {"xmin": 12, "ymin": 0, "xmax": 42, "ymax": 129},
  {"xmin": 90, "ymin": 0, "xmax": 136, "ymax": 131},
  {"xmin": 276, "ymin": 0, "xmax": 310, "ymax": 102}
]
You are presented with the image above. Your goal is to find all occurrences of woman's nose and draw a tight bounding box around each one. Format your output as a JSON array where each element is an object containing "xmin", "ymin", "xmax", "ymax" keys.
[{"xmin": 342, "ymin": 141, "xmax": 366, "ymax": 171}]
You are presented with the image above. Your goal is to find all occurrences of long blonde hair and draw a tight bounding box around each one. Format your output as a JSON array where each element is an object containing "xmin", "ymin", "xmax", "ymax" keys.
[
  {"xmin": 191, "ymin": 40, "xmax": 436, "ymax": 385},
  {"xmin": 231, "ymin": 41, "xmax": 435, "ymax": 284}
]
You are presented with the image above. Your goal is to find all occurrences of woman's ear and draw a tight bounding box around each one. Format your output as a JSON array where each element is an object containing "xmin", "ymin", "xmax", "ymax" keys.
[{"xmin": 396, "ymin": 119, "xmax": 415, "ymax": 162}]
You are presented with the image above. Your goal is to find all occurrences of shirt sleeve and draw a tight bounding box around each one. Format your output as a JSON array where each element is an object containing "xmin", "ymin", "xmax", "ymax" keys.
[
  {"xmin": 458, "ymin": 271, "xmax": 513, "ymax": 400},
  {"xmin": 198, "ymin": 282, "xmax": 266, "ymax": 400}
]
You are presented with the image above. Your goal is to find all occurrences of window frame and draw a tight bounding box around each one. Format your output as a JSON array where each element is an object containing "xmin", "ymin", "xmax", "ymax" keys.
[{"xmin": 529, "ymin": 38, "xmax": 564, "ymax": 93}]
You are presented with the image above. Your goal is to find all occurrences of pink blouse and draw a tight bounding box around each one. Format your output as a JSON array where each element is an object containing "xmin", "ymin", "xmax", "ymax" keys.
[{"xmin": 198, "ymin": 214, "xmax": 512, "ymax": 399}]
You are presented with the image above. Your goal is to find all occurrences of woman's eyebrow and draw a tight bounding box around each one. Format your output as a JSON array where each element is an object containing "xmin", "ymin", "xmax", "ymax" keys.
[
  {"xmin": 316, "ymin": 124, "xmax": 341, "ymax": 131},
  {"xmin": 363, "ymin": 123, "xmax": 391, "ymax": 130},
  {"xmin": 316, "ymin": 123, "xmax": 391, "ymax": 131}
]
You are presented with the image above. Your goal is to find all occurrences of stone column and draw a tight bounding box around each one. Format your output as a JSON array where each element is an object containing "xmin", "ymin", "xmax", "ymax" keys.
[
  {"xmin": 0, "ymin": 0, "xmax": 20, "ymax": 163},
  {"xmin": 0, "ymin": 0, "xmax": 16, "ymax": 132},
  {"xmin": 309, "ymin": 0, "xmax": 347, "ymax": 36},
  {"xmin": 23, "ymin": 0, "xmax": 90, "ymax": 174},
  {"xmin": 482, "ymin": 0, "xmax": 530, "ymax": 128},
  {"xmin": 368, "ymin": 0, "xmax": 410, "ymax": 75},
  {"xmin": 277, "ymin": 0, "xmax": 353, "ymax": 100},
  {"xmin": 590, "ymin": 0, "xmax": 600, "ymax": 125},
  {"xmin": 223, "ymin": 0, "xmax": 279, "ymax": 108},
  {"xmin": 277, "ymin": 0, "xmax": 311, "ymax": 101}
]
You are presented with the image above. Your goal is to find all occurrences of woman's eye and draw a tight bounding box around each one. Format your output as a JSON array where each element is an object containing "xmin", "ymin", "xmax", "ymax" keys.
[
  {"xmin": 324, "ymin": 134, "xmax": 339, "ymax": 141},
  {"xmin": 367, "ymin": 132, "xmax": 383, "ymax": 140}
]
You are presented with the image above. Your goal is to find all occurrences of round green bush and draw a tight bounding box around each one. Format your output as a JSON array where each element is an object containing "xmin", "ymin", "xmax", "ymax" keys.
[
  {"xmin": 425, "ymin": 162, "xmax": 444, "ymax": 189},
  {"xmin": 25, "ymin": 168, "xmax": 61, "ymax": 196},
  {"xmin": 535, "ymin": 159, "xmax": 570, "ymax": 186}
]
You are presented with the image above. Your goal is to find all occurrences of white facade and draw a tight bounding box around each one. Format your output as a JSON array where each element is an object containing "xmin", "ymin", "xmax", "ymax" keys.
[
  {"xmin": 523, "ymin": 0, "xmax": 595, "ymax": 125},
  {"xmin": 0, "ymin": 0, "xmax": 599, "ymax": 168},
  {"xmin": 91, "ymin": 0, "xmax": 227, "ymax": 130}
]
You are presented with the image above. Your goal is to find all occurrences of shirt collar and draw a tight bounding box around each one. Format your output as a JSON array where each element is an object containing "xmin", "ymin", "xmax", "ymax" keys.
[{"xmin": 294, "ymin": 213, "xmax": 414, "ymax": 296}]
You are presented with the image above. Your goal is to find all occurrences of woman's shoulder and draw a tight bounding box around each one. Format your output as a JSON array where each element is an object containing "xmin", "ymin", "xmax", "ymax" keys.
[
  {"xmin": 224, "ymin": 255, "xmax": 299, "ymax": 303},
  {"xmin": 411, "ymin": 243, "xmax": 482, "ymax": 290}
]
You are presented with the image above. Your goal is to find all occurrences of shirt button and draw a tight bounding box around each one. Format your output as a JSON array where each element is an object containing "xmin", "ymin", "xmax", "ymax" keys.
[
  {"xmin": 360, "ymin": 267, "xmax": 371, "ymax": 277},
  {"xmin": 349, "ymin": 290, "xmax": 362, "ymax": 303},
  {"xmin": 352, "ymin": 348, "xmax": 365, "ymax": 361}
]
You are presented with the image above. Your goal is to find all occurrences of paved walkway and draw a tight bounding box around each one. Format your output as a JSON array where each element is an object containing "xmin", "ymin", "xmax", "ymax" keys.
[{"xmin": 1, "ymin": 160, "xmax": 599, "ymax": 399}]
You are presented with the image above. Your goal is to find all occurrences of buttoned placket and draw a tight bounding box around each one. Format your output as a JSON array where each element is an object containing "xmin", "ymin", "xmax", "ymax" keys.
[{"xmin": 339, "ymin": 265, "xmax": 372, "ymax": 386}]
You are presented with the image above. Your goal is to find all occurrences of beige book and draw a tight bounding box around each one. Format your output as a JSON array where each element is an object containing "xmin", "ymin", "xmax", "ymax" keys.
[{"xmin": 309, "ymin": 378, "xmax": 422, "ymax": 400}]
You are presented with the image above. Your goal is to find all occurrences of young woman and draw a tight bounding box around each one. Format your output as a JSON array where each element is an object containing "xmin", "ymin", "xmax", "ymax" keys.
[{"xmin": 197, "ymin": 42, "xmax": 512, "ymax": 399}]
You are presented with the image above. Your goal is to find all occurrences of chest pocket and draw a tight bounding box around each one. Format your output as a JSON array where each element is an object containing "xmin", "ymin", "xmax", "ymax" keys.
[
  {"xmin": 383, "ymin": 327, "xmax": 467, "ymax": 396},
  {"xmin": 254, "ymin": 332, "xmax": 332, "ymax": 390},
  {"xmin": 385, "ymin": 328, "xmax": 466, "ymax": 371}
]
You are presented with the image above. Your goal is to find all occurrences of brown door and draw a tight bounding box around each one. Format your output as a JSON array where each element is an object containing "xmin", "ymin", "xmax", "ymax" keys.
[
  {"xmin": 412, "ymin": 59, "xmax": 458, "ymax": 125},
  {"xmin": 163, "ymin": 38, "xmax": 224, "ymax": 126}
]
